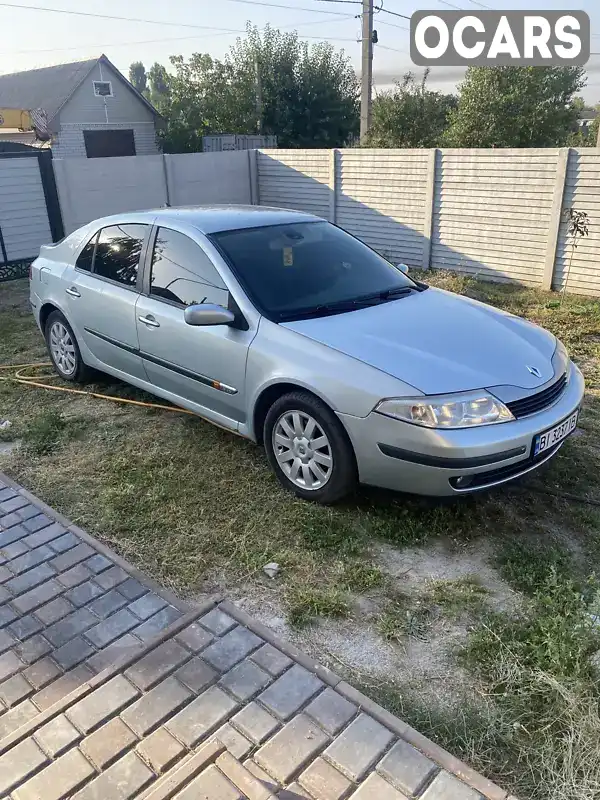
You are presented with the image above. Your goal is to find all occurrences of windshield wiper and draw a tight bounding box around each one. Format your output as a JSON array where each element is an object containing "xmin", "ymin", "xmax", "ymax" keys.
[{"xmin": 277, "ymin": 287, "xmax": 419, "ymax": 322}]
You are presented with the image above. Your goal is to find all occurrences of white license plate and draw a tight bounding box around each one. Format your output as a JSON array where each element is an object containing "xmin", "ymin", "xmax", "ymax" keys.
[{"xmin": 533, "ymin": 411, "xmax": 579, "ymax": 457}]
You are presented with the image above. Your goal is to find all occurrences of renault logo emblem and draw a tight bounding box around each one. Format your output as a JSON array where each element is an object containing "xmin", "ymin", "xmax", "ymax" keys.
[{"xmin": 527, "ymin": 365, "xmax": 542, "ymax": 378}]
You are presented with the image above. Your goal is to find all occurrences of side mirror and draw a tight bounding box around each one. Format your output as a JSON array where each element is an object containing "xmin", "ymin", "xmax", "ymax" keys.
[
  {"xmin": 184, "ymin": 303, "xmax": 235, "ymax": 326},
  {"xmin": 396, "ymin": 263, "xmax": 409, "ymax": 274}
]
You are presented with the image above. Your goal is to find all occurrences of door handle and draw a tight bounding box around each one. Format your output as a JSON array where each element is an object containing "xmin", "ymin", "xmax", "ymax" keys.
[
  {"xmin": 65, "ymin": 286, "xmax": 81, "ymax": 298},
  {"xmin": 138, "ymin": 315, "xmax": 160, "ymax": 328}
]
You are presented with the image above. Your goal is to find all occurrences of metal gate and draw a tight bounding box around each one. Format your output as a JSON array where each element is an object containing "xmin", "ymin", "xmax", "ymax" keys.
[{"xmin": 0, "ymin": 149, "xmax": 64, "ymax": 282}]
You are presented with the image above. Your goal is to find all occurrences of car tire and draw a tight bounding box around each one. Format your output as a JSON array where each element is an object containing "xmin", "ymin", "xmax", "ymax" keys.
[
  {"xmin": 45, "ymin": 310, "xmax": 91, "ymax": 383},
  {"xmin": 264, "ymin": 391, "xmax": 358, "ymax": 504}
]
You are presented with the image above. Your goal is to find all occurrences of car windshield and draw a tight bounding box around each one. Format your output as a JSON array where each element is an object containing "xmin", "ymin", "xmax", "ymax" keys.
[{"xmin": 209, "ymin": 221, "xmax": 417, "ymax": 321}]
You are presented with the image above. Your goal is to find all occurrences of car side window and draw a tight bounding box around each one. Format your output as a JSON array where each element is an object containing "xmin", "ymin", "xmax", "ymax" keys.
[
  {"xmin": 75, "ymin": 231, "xmax": 98, "ymax": 272},
  {"xmin": 150, "ymin": 227, "xmax": 228, "ymax": 307},
  {"xmin": 92, "ymin": 224, "xmax": 148, "ymax": 287}
]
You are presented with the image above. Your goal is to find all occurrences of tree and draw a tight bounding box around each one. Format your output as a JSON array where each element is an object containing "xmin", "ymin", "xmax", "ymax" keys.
[
  {"xmin": 444, "ymin": 66, "xmax": 586, "ymax": 148},
  {"xmin": 147, "ymin": 63, "xmax": 171, "ymax": 111},
  {"xmin": 150, "ymin": 24, "xmax": 359, "ymax": 153},
  {"xmin": 128, "ymin": 62, "xmax": 147, "ymax": 94},
  {"xmin": 366, "ymin": 70, "xmax": 456, "ymax": 148}
]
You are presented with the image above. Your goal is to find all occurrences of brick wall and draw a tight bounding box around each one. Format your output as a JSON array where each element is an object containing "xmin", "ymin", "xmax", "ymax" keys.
[{"xmin": 52, "ymin": 122, "xmax": 159, "ymax": 158}]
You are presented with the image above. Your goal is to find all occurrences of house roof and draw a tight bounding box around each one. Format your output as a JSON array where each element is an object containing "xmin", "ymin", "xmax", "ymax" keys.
[{"xmin": 0, "ymin": 55, "xmax": 160, "ymax": 121}]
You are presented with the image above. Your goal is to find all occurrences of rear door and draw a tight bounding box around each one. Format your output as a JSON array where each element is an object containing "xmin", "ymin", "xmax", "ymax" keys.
[{"xmin": 63, "ymin": 222, "xmax": 150, "ymax": 380}]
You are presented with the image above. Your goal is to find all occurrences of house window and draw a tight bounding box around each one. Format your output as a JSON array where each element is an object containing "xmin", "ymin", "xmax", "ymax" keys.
[{"xmin": 93, "ymin": 80, "xmax": 113, "ymax": 97}]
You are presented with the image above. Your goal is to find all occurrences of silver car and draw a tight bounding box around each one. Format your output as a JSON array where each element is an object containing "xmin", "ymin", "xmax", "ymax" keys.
[{"xmin": 30, "ymin": 206, "xmax": 584, "ymax": 504}]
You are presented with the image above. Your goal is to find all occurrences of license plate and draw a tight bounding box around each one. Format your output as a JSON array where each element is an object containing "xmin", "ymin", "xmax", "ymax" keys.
[{"xmin": 533, "ymin": 410, "xmax": 579, "ymax": 457}]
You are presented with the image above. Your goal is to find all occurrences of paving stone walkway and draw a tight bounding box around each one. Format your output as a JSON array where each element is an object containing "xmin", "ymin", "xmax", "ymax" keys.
[{"xmin": 0, "ymin": 473, "xmax": 510, "ymax": 800}]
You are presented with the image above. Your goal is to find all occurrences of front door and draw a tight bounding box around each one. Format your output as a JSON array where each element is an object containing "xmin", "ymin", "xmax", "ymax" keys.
[{"xmin": 135, "ymin": 226, "xmax": 253, "ymax": 428}]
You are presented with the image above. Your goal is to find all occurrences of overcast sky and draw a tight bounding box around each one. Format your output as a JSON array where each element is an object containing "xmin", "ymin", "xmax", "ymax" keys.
[{"xmin": 1, "ymin": 0, "xmax": 599, "ymax": 103}]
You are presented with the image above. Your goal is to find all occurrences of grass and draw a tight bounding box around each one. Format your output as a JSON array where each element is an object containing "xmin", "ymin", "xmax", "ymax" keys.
[{"xmin": 2, "ymin": 273, "xmax": 600, "ymax": 798}]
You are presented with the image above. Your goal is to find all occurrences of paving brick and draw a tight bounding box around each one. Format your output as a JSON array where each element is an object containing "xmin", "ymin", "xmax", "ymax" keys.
[
  {"xmin": 48, "ymin": 532, "xmax": 80, "ymax": 553},
  {"xmin": 13, "ymin": 579, "xmax": 63, "ymax": 615},
  {"xmin": 0, "ymin": 738, "xmax": 49, "ymax": 797},
  {"xmin": 35, "ymin": 595, "xmax": 75, "ymax": 625},
  {"xmin": 122, "ymin": 674, "xmax": 192, "ymax": 736},
  {"xmin": 174, "ymin": 656, "xmax": 218, "ymax": 693},
  {"xmin": 323, "ymin": 714, "xmax": 394, "ymax": 782},
  {"xmin": 200, "ymin": 607, "xmax": 237, "ymax": 635},
  {"xmin": 0, "ymin": 603, "xmax": 17, "ymax": 627},
  {"xmin": 258, "ymin": 665, "xmax": 323, "ymax": 721},
  {"xmin": 232, "ymin": 701, "xmax": 280, "ymax": 744},
  {"xmin": 0, "ymin": 495, "xmax": 29, "ymax": 513},
  {"xmin": 0, "ymin": 512, "xmax": 21, "ymax": 531},
  {"xmin": 7, "ymin": 544, "xmax": 54, "ymax": 575},
  {"xmin": 80, "ymin": 717, "xmax": 138, "ymax": 769},
  {"xmin": 244, "ymin": 759, "xmax": 280, "ymax": 792},
  {"xmin": 220, "ymin": 658, "xmax": 271, "ymax": 701},
  {"xmin": 85, "ymin": 554, "xmax": 113, "ymax": 574},
  {"xmin": 65, "ymin": 580, "xmax": 104, "ymax": 607},
  {"xmin": 255, "ymin": 714, "xmax": 329, "ymax": 784},
  {"xmin": 350, "ymin": 772, "xmax": 409, "ymax": 799},
  {"xmin": 0, "ymin": 699, "xmax": 38, "ymax": 739},
  {"xmin": 177, "ymin": 763, "xmax": 243, "ymax": 800},
  {"xmin": 5, "ymin": 563, "xmax": 55, "ymax": 596},
  {"xmin": 118, "ymin": 577, "xmax": 147, "ymax": 601},
  {"xmin": 45, "ymin": 606, "xmax": 97, "ymax": 647},
  {"xmin": 84, "ymin": 608, "xmax": 138, "ymax": 648},
  {"xmin": 1, "ymin": 540, "xmax": 29, "ymax": 559},
  {"xmin": 128, "ymin": 592, "xmax": 167, "ymax": 620},
  {"xmin": 0, "ymin": 487, "xmax": 17, "ymax": 503},
  {"xmin": 8, "ymin": 613, "xmax": 44, "ymax": 641},
  {"xmin": 377, "ymin": 739, "xmax": 438, "ymax": 796},
  {"xmin": 299, "ymin": 757, "xmax": 353, "ymax": 800},
  {"xmin": 85, "ymin": 634, "xmax": 143, "ymax": 674},
  {"xmin": 214, "ymin": 722, "xmax": 253, "ymax": 759},
  {"xmin": 15, "ymin": 633, "xmax": 52, "ymax": 664},
  {"xmin": 66, "ymin": 674, "xmax": 139, "ymax": 733},
  {"xmin": 73, "ymin": 751, "xmax": 153, "ymax": 800},
  {"xmin": 23, "ymin": 523, "xmax": 67, "ymax": 549},
  {"xmin": 53, "ymin": 635, "xmax": 96, "ymax": 670},
  {"xmin": 305, "ymin": 688, "xmax": 357, "ymax": 736},
  {"xmin": 12, "ymin": 747, "xmax": 96, "ymax": 800},
  {"xmin": 136, "ymin": 726, "xmax": 185, "ymax": 773},
  {"xmin": 32, "ymin": 664, "xmax": 93, "ymax": 711},
  {"xmin": 133, "ymin": 605, "xmax": 181, "ymax": 642},
  {"xmin": 56, "ymin": 563, "xmax": 93, "ymax": 588},
  {"xmin": 24, "ymin": 656, "xmax": 62, "ymax": 690},
  {"xmin": 0, "ymin": 672, "xmax": 34, "ymax": 706},
  {"xmin": 22, "ymin": 514, "xmax": 52, "ymax": 532},
  {"xmin": 175, "ymin": 622, "xmax": 213, "ymax": 653},
  {"xmin": 34, "ymin": 714, "xmax": 82, "ymax": 757},
  {"xmin": 15, "ymin": 504, "xmax": 42, "ymax": 521},
  {"xmin": 125, "ymin": 639, "xmax": 190, "ymax": 691},
  {"xmin": 421, "ymin": 771, "xmax": 483, "ymax": 800},
  {"xmin": 94, "ymin": 565, "xmax": 129, "ymax": 590},
  {"xmin": 50, "ymin": 542, "xmax": 95, "ymax": 572},
  {"xmin": 279, "ymin": 782, "xmax": 311, "ymax": 799},
  {"xmin": 166, "ymin": 685, "xmax": 238, "ymax": 747},
  {"xmin": 0, "ymin": 525, "xmax": 33, "ymax": 549},
  {"xmin": 0, "ymin": 563, "xmax": 12, "ymax": 582},
  {"xmin": 88, "ymin": 588, "xmax": 127, "ymax": 619},
  {"xmin": 0, "ymin": 626, "xmax": 15, "ymax": 653},
  {"xmin": 203, "ymin": 626, "xmax": 262, "ymax": 673},
  {"xmin": 0, "ymin": 649, "xmax": 23, "ymax": 681},
  {"xmin": 250, "ymin": 644, "xmax": 293, "ymax": 676}
]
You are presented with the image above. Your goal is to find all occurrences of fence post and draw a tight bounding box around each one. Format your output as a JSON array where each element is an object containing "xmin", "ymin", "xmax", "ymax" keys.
[
  {"xmin": 161, "ymin": 154, "xmax": 172, "ymax": 207},
  {"xmin": 543, "ymin": 147, "xmax": 569, "ymax": 291},
  {"xmin": 329, "ymin": 149, "xmax": 338, "ymax": 223},
  {"xmin": 421, "ymin": 148, "xmax": 437, "ymax": 270},
  {"xmin": 248, "ymin": 149, "xmax": 259, "ymax": 205}
]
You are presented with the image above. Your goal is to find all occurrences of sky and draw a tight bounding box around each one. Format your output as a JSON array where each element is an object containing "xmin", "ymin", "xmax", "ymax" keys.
[{"xmin": 1, "ymin": 0, "xmax": 600, "ymax": 102}]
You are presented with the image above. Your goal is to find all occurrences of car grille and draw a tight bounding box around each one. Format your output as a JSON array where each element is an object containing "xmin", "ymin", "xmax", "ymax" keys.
[{"xmin": 506, "ymin": 373, "xmax": 567, "ymax": 419}]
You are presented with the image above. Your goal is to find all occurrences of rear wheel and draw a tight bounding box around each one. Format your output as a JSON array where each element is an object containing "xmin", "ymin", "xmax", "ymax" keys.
[
  {"xmin": 264, "ymin": 391, "xmax": 357, "ymax": 504},
  {"xmin": 45, "ymin": 310, "xmax": 90, "ymax": 383}
]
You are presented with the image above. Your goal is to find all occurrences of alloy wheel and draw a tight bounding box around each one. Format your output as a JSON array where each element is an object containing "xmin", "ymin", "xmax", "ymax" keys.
[
  {"xmin": 272, "ymin": 410, "xmax": 333, "ymax": 490},
  {"xmin": 49, "ymin": 321, "xmax": 77, "ymax": 376}
]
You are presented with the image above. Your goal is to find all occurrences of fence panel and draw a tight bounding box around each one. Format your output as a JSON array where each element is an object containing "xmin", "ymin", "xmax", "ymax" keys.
[
  {"xmin": 257, "ymin": 150, "xmax": 331, "ymax": 218},
  {"xmin": 0, "ymin": 156, "xmax": 52, "ymax": 263},
  {"xmin": 165, "ymin": 151, "xmax": 252, "ymax": 207}
]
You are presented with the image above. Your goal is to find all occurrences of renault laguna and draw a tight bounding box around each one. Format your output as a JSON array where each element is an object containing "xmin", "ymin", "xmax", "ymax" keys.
[{"xmin": 30, "ymin": 206, "xmax": 584, "ymax": 504}]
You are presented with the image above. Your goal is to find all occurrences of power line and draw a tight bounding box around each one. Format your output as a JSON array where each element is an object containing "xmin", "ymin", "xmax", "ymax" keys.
[
  {"xmin": 378, "ymin": 7, "xmax": 410, "ymax": 20},
  {"xmin": 377, "ymin": 43, "xmax": 408, "ymax": 53},
  {"xmin": 437, "ymin": 0, "xmax": 463, "ymax": 9},
  {"xmin": 376, "ymin": 19, "xmax": 409, "ymax": 31},
  {"xmin": 466, "ymin": 0, "xmax": 490, "ymax": 7}
]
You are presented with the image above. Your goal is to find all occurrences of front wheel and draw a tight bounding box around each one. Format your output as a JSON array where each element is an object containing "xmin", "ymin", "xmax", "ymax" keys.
[{"xmin": 264, "ymin": 391, "xmax": 357, "ymax": 504}]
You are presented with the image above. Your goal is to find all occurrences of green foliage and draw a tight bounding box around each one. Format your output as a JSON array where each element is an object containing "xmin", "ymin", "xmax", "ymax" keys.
[
  {"xmin": 366, "ymin": 70, "xmax": 457, "ymax": 148},
  {"xmin": 23, "ymin": 410, "xmax": 67, "ymax": 455},
  {"xmin": 338, "ymin": 560, "xmax": 385, "ymax": 592},
  {"xmin": 496, "ymin": 539, "xmax": 574, "ymax": 596},
  {"xmin": 426, "ymin": 575, "xmax": 488, "ymax": 617},
  {"xmin": 378, "ymin": 594, "xmax": 431, "ymax": 642},
  {"xmin": 287, "ymin": 586, "xmax": 349, "ymax": 627},
  {"xmin": 128, "ymin": 61, "xmax": 147, "ymax": 94},
  {"xmin": 444, "ymin": 66, "xmax": 586, "ymax": 148}
]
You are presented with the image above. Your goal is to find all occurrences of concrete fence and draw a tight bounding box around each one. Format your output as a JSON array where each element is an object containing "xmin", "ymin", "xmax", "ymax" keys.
[{"xmin": 255, "ymin": 147, "xmax": 600, "ymax": 296}]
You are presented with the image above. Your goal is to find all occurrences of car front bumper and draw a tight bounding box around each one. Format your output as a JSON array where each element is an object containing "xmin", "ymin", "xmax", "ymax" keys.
[{"xmin": 338, "ymin": 362, "xmax": 585, "ymax": 496}]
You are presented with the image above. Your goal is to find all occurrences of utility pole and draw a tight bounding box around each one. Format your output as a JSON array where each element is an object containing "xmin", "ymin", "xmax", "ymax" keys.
[
  {"xmin": 255, "ymin": 57, "xmax": 263, "ymax": 135},
  {"xmin": 360, "ymin": 0, "xmax": 374, "ymax": 142}
]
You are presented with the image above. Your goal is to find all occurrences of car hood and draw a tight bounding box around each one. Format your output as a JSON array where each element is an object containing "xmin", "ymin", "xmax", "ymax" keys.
[{"xmin": 281, "ymin": 287, "xmax": 557, "ymax": 395}]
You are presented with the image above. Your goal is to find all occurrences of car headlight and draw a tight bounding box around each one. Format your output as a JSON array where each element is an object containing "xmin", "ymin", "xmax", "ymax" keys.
[{"xmin": 375, "ymin": 391, "xmax": 514, "ymax": 429}]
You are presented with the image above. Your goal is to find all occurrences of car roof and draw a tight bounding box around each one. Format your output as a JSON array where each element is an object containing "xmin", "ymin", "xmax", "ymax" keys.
[{"xmin": 89, "ymin": 205, "xmax": 322, "ymax": 235}]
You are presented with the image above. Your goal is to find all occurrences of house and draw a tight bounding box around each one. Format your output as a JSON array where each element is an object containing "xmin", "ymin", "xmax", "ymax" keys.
[{"xmin": 0, "ymin": 55, "xmax": 161, "ymax": 157}]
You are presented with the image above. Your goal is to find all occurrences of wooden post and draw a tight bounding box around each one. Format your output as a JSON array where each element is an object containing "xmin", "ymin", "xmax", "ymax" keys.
[
  {"xmin": 421, "ymin": 148, "xmax": 437, "ymax": 270},
  {"xmin": 542, "ymin": 147, "xmax": 569, "ymax": 291},
  {"xmin": 329, "ymin": 149, "xmax": 338, "ymax": 223}
]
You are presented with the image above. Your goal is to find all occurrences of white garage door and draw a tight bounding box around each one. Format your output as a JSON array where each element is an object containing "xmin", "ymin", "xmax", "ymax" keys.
[{"xmin": 0, "ymin": 156, "xmax": 52, "ymax": 263}]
